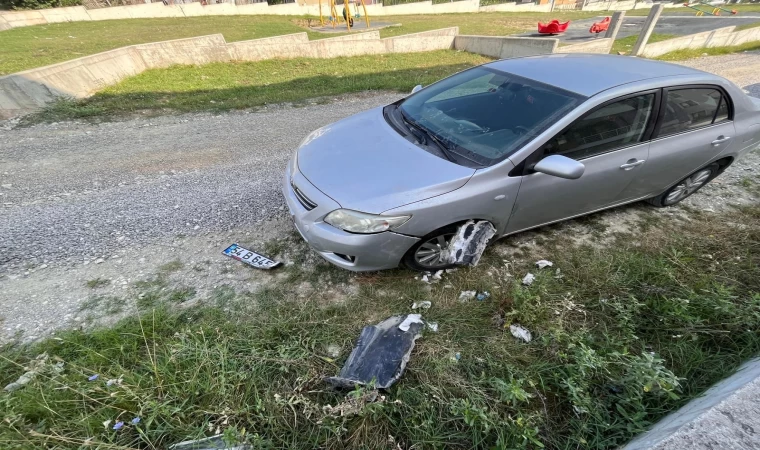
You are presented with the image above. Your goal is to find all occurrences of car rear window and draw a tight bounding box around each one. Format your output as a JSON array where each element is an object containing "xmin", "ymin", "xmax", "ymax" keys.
[
  {"xmin": 658, "ymin": 88, "xmax": 731, "ymax": 137},
  {"xmin": 399, "ymin": 66, "xmax": 585, "ymax": 165}
]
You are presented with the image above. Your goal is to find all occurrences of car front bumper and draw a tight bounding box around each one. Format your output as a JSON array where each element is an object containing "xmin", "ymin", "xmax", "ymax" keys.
[{"xmin": 283, "ymin": 164, "xmax": 420, "ymax": 272}]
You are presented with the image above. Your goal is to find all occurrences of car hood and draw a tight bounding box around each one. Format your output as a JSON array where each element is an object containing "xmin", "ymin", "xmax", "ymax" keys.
[{"xmin": 296, "ymin": 107, "xmax": 476, "ymax": 214}]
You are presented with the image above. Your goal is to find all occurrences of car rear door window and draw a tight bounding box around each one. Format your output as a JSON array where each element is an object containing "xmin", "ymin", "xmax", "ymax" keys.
[
  {"xmin": 542, "ymin": 93, "xmax": 656, "ymax": 160},
  {"xmin": 658, "ymin": 88, "xmax": 729, "ymax": 137}
]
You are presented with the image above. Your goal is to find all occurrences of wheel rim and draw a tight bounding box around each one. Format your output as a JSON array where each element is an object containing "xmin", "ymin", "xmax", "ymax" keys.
[
  {"xmin": 414, "ymin": 233, "xmax": 455, "ymax": 269},
  {"xmin": 664, "ymin": 169, "xmax": 712, "ymax": 205}
]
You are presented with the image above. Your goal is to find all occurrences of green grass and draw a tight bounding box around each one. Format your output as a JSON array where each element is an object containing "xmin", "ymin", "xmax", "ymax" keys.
[
  {"xmin": 610, "ymin": 32, "xmax": 676, "ymax": 55},
  {"xmin": 655, "ymin": 40, "xmax": 760, "ymax": 60},
  {"xmin": 736, "ymin": 20, "xmax": 760, "ymax": 32},
  {"xmin": 627, "ymin": 3, "xmax": 760, "ymax": 16},
  {"xmin": 0, "ymin": 11, "xmax": 601, "ymax": 75},
  {"xmin": 2, "ymin": 203, "xmax": 760, "ymax": 449},
  {"xmin": 26, "ymin": 50, "xmax": 493, "ymax": 122}
]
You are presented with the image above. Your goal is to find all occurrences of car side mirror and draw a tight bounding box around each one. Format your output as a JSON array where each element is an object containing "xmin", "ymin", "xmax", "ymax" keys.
[
  {"xmin": 411, "ymin": 84, "xmax": 423, "ymax": 94},
  {"xmin": 533, "ymin": 154, "xmax": 585, "ymax": 180}
]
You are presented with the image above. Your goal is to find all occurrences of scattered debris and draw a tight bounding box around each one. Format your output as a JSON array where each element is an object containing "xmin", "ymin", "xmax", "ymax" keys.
[
  {"xmin": 476, "ymin": 291, "xmax": 490, "ymax": 301},
  {"xmin": 325, "ymin": 315, "xmax": 424, "ymax": 389},
  {"xmin": 169, "ymin": 435, "xmax": 251, "ymax": 450},
  {"xmin": 432, "ymin": 270, "xmax": 444, "ymax": 281},
  {"xmin": 535, "ymin": 260, "xmax": 553, "ymax": 269},
  {"xmin": 326, "ymin": 344, "xmax": 342, "ymax": 359},
  {"xmin": 522, "ymin": 273, "xmax": 535, "ymax": 286},
  {"xmin": 450, "ymin": 352, "xmax": 462, "ymax": 362},
  {"xmin": 412, "ymin": 301, "xmax": 431, "ymax": 310},
  {"xmin": 222, "ymin": 243, "xmax": 281, "ymax": 270},
  {"xmin": 509, "ymin": 325, "xmax": 532, "ymax": 343},
  {"xmin": 399, "ymin": 314, "xmax": 424, "ymax": 331},
  {"xmin": 420, "ymin": 274, "xmax": 430, "ymax": 283},
  {"xmin": 426, "ymin": 322, "xmax": 439, "ymax": 332},
  {"xmin": 458, "ymin": 290, "xmax": 477, "ymax": 302},
  {"xmin": 555, "ymin": 268, "xmax": 563, "ymax": 279},
  {"xmin": 322, "ymin": 388, "xmax": 381, "ymax": 418},
  {"xmin": 444, "ymin": 220, "xmax": 497, "ymax": 266}
]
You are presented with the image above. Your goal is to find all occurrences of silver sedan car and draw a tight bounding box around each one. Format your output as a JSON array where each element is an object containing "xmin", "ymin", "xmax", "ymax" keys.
[{"xmin": 283, "ymin": 54, "xmax": 760, "ymax": 272}]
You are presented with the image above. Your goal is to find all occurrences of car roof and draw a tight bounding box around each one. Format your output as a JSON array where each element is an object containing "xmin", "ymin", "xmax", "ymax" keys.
[{"xmin": 485, "ymin": 54, "xmax": 708, "ymax": 97}]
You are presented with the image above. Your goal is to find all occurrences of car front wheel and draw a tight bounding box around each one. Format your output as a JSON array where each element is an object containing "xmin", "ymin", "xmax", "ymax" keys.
[
  {"xmin": 403, "ymin": 226, "xmax": 458, "ymax": 272},
  {"xmin": 646, "ymin": 163, "xmax": 720, "ymax": 207}
]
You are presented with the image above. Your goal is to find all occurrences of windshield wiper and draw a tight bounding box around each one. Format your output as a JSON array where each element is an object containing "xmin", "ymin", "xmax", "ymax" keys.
[{"xmin": 398, "ymin": 107, "xmax": 457, "ymax": 163}]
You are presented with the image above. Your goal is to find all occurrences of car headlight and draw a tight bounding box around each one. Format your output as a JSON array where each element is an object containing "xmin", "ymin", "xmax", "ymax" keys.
[{"xmin": 324, "ymin": 209, "xmax": 411, "ymax": 234}]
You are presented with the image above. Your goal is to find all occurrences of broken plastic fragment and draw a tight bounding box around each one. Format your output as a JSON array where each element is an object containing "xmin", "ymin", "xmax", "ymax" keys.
[
  {"xmin": 458, "ymin": 290, "xmax": 476, "ymax": 302},
  {"xmin": 325, "ymin": 315, "xmax": 424, "ymax": 389},
  {"xmin": 432, "ymin": 270, "xmax": 443, "ymax": 281},
  {"xmin": 522, "ymin": 273, "xmax": 535, "ymax": 286},
  {"xmin": 509, "ymin": 324, "xmax": 532, "ymax": 343},
  {"xmin": 443, "ymin": 220, "xmax": 497, "ymax": 266},
  {"xmin": 535, "ymin": 260, "xmax": 553, "ymax": 269},
  {"xmin": 476, "ymin": 291, "xmax": 490, "ymax": 301},
  {"xmin": 399, "ymin": 314, "xmax": 424, "ymax": 331},
  {"xmin": 412, "ymin": 301, "xmax": 431, "ymax": 310},
  {"xmin": 169, "ymin": 434, "xmax": 250, "ymax": 450},
  {"xmin": 420, "ymin": 274, "xmax": 430, "ymax": 284},
  {"xmin": 426, "ymin": 322, "xmax": 439, "ymax": 332}
]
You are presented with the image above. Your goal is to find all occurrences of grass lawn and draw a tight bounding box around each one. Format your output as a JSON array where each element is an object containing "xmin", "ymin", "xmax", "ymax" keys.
[
  {"xmin": 27, "ymin": 50, "xmax": 492, "ymax": 122},
  {"xmin": 627, "ymin": 3, "xmax": 760, "ymax": 16},
  {"xmin": 2, "ymin": 202, "xmax": 759, "ymax": 449},
  {"xmin": 0, "ymin": 11, "xmax": 601, "ymax": 76},
  {"xmin": 655, "ymin": 40, "xmax": 760, "ymax": 61},
  {"xmin": 610, "ymin": 32, "xmax": 677, "ymax": 55}
]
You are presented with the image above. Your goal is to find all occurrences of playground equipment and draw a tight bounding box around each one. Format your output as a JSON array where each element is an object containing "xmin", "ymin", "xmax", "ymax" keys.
[
  {"xmin": 538, "ymin": 20, "xmax": 570, "ymax": 35},
  {"xmin": 682, "ymin": 1, "xmax": 737, "ymax": 16},
  {"xmin": 589, "ymin": 16, "xmax": 610, "ymax": 34},
  {"xmin": 322, "ymin": 0, "xmax": 369, "ymax": 31}
]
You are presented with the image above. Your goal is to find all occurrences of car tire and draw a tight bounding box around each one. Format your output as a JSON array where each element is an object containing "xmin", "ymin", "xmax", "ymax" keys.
[
  {"xmin": 403, "ymin": 225, "xmax": 459, "ymax": 272},
  {"xmin": 646, "ymin": 163, "xmax": 720, "ymax": 208}
]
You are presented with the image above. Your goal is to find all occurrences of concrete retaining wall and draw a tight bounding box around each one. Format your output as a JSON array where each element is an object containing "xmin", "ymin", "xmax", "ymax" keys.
[
  {"xmin": 0, "ymin": 27, "xmax": 462, "ymax": 118},
  {"xmin": 555, "ymin": 37, "xmax": 613, "ymax": 53},
  {"xmin": 641, "ymin": 25, "xmax": 760, "ymax": 58},
  {"xmin": 0, "ymin": 1, "xmax": 674, "ymax": 30},
  {"xmin": 454, "ymin": 35, "xmax": 558, "ymax": 58}
]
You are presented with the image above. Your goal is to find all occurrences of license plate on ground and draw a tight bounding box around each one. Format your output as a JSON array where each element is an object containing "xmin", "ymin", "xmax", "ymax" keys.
[{"xmin": 222, "ymin": 243, "xmax": 282, "ymax": 270}]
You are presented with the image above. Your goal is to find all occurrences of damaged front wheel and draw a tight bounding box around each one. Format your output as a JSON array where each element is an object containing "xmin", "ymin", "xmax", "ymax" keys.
[{"xmin": 403, "ymin": 226, "xmax": 457, "ymax": 272}]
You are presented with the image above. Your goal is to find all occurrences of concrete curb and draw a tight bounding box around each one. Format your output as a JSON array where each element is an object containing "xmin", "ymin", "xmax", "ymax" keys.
[{"xmin": 623, "ymin": 358, "xmax": 760, "ymax": 450}]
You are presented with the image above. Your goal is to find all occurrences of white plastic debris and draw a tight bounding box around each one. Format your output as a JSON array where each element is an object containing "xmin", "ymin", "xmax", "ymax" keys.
[
  {"xmin": 432, "ymin": 270, "xmax": 444, "ymax": 281},
  {"xmin": 444, "ymin": 220, "xmax": 497, "ymax": 266},
  {"xmin": 458, "ymin": 290, "xmax": 477, "ymax": 302},
  {"xmin": 398, "ymin": 314, "xmax": 424, "ymax": 332},
  {"xmin": 476, "ymin": 291, "xmax": 490, "ymax": 301},
  {"xmin": 535, "ymin": 260, "xmax": 553, "ymax": 269},
  {"xmin": 522, "ymin": 273, "xmax": 535, "ymax": 286},
  {"xmin": 420, "ymin": 274, "xmax": 430, "ymax": 284},
  {"xmin": 426, "ymin": 322, "xmax": 439, "ymax": 332},
  {"xmin": 509, "ymin": 325, "xmax": 532, "ymax": 343},
  {"xmin": 412, "ymin": 301, "xmax": 432, "ymax": 310}
]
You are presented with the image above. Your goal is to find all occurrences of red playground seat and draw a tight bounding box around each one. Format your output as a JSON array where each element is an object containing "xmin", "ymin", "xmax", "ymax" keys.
[
  {"xmin": 590, "ymin": 16, "xmax": 610, "ymax": 34},
  {"xmin": 537, "ymin": 20, "xmax": 570, "ymax": 35}
]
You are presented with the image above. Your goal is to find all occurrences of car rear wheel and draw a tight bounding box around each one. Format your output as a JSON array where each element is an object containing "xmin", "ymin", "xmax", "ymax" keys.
[
  {"xmin": 403, "ymin": 225, "xmax": 458, "ymax": 272},
  {"xmin": 646, "ymin": 163, "xmax": 720, "ymax": 207}
]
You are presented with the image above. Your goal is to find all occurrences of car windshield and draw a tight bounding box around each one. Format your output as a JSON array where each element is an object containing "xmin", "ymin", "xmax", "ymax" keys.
[{"xmin": 398, "ymin": 66, "xmax": 585, "ymax": 165}]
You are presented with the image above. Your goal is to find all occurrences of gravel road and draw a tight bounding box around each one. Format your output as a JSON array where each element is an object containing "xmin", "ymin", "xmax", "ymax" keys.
[{"xmin": 1, "ymin": 55, "xmax": 759, "ymax": 343}]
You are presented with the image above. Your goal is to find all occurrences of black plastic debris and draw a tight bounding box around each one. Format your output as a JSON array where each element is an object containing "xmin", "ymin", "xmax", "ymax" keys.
[
  {"xmin": 325, "ymin": 315, "xmax": 424, "ymax": 389},
  {"xmin": 443, "ymin": 220, "xmax": 496, "ymax": 266}
]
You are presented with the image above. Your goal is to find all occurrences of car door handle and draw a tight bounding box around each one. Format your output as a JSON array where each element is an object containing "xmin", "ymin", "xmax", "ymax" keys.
[
  {"xmin": 620, "ymin": 159, "xmax": 645, "ymax": 170},
  {"xmin": 711, "ymin": 136, "xmax": 731, "ymax": 146}
]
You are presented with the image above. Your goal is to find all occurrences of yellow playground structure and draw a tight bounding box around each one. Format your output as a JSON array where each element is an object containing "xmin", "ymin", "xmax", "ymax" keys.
[{"xmin": 319, "ymin": 0, "xmax": 370, "ymax": 31}]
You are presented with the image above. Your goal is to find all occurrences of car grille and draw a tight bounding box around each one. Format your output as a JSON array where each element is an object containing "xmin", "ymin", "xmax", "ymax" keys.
[{"xmin": 292, "ymin": 182, "xmax": 317, "ymax": 211}]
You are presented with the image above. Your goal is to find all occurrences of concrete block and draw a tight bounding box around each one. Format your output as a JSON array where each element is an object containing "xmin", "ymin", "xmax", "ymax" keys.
[
  {"xmin": 86, "ymin": 6, "xmax": 133, "ymax": 21},
  {"xmin": 641, "ymin": 26, "xmax": 736, "ymax": 58},
  {"xmin": 39, "ymin": 6, "xmax": 91, "ymax": 24},
  {"xmin": 555, "ymin": 37, "xmax": 613, "ymax": 54},
  {"xmin": 0, "ymin": 14, "xmax": 10, "ymax": 31},
  {"xmin": 235, "ymin": 3, "xmax": 271, "ymax": 15},
  {"xmin": 478, "ymin": 2, "xmax": 551, "ymax": 12},
  {"xmin": 227, "ymin": 33, "xmax": 310, "ymax": 61},
  {"xmin": 178, "ymin": 2, "xmax": 205, "ymax": 17},
  {"xmin": 387, "ymin": 36, "xmax": 456, "ymax": 53},
  {"xmin": 135, "ymin": 34, "xmax": 230, "ymax": 68},
  {"xmin": 126, "ymin": 3, "xmax": 185, "ymax": 19},
  {"xmin": 310, "ymin": 39, "xmax": 386, "ymax": 58},
  {"xmin": 198, "ymin": 2, "xmax": 238, "ymax": 16},
  {"xmin": 319, "ymin": 30, "xmax": 381, "ymax": 41},
  {"xmin": 582, "ymin": 0, "xmax": 636, "ymax": 11},
  {"xmin": 267, "ymin": 3, "xmax": 306, "ymax": 15},
  {"xmin": 1, "ymin": 10, "xmax": 47, "ymax": 28},
  {"xmin": 431, "ymin": 0, "xmax": 479, "ymax": 14},
  {"xmin": 454, "ymin": 35, "xmax": 558, "ymax": 59}
]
